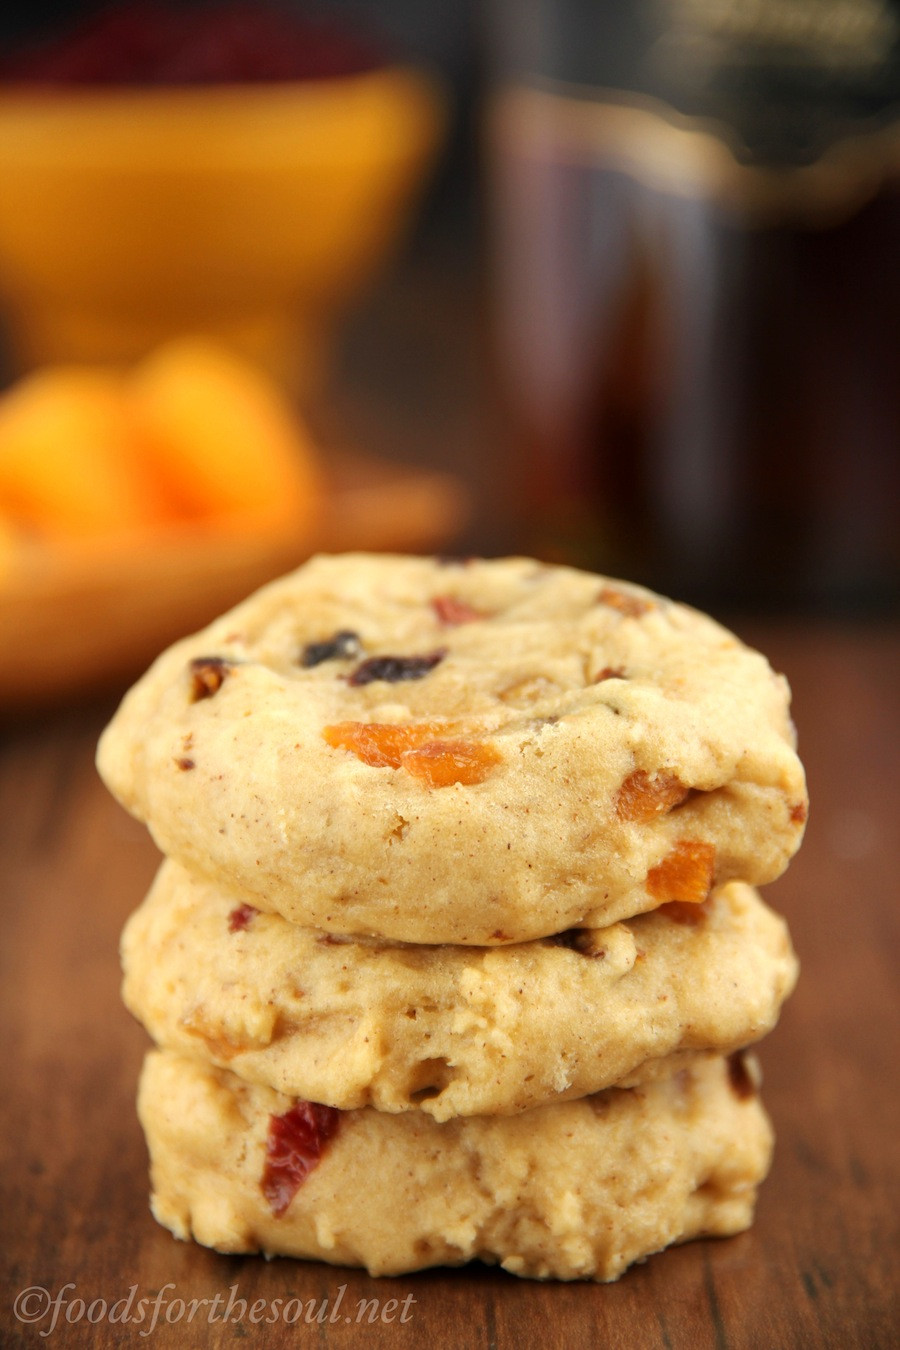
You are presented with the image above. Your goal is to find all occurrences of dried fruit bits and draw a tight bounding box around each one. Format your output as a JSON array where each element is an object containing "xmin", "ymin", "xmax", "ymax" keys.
[{"xmin": 100, "ymin": 552, "xmax": 804, "ymax": 1282}]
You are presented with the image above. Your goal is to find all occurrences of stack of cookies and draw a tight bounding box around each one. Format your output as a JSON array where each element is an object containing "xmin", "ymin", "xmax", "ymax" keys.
[{"xmin": 97, "ymin": 553, "xmax": 805, "ymax": 1282}]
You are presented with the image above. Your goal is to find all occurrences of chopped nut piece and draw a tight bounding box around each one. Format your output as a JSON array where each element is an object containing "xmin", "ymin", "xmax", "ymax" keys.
[
  {"xmin": 597, "ymin": 586, "xmax": 653, "ymax": 618},
  {"xmin": 497, "ymin": 675, "xmax": 561, "ymax": 706},
  {"xmin": 180, "ymin": 1010, "xmax": 255, "ymax": 1061},
  {"xmin": 188, "ymin": 656, "xmax": 231, "ymax": 702}
]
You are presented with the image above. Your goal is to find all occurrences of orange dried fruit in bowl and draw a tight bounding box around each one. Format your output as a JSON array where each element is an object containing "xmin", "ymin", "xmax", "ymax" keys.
[
  {"xmin": 128, "ymin": 339, "xmax": 322, "ymax": 530},
  {"xmin": 0, "ymin": 510, "xmax": 20, "ymax": 580},
  {"xmin": 0, "ymin": 367, "xmax": 167, "ymax": 537}
]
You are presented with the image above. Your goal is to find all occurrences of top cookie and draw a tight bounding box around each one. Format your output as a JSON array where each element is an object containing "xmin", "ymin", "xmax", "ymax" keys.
[{"xmin": 97, "ymin": 553, "xmax": 807, "ymax": 944}]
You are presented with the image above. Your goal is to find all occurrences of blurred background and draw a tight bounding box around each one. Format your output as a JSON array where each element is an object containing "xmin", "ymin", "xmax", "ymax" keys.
[{"xmin": 0, "ymin": 0, "xmax": 898, "ymax": 706}]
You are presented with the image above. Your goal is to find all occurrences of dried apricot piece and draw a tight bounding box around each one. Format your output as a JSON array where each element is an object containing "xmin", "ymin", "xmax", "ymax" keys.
[
  {"xmin": 646, "ymin": 839, "xmax": 715, "ymax": 905},
  {"xmin": 323, "ymin": 721, "xmax": 446, "ymax": 768},
  {"xmin": 402, "ymin": 738, "xmax": 501, "ymax": 787},
  {"xmin": 658, "ymin": 899, "xmax": 710, "ymax": 926},
  {"xmin": 323, "ymin": 721, "xmax": 501, "ymax": 786},
  {"xmin": 616, "ymin": 769, "xmax": 691, "ymax": 822}
]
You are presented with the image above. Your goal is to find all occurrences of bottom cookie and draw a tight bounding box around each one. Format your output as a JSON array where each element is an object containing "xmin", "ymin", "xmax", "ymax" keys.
[{"xmin": 138, "ymin": 1049, "xmax": 773, "ymax": 1282}]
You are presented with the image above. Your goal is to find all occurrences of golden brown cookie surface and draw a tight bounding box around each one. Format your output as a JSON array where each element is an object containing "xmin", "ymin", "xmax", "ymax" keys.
[
  {"xmin": 98, "ymin": 553, "xmax": 807, "ymax": 943},
  {"xmin": 123, "ymin": 862, "xmax": 798, "ymax": 1119},
  {"xmin": 139, "ymin": 1049, "xmax": 774, "ymax": 1282}
]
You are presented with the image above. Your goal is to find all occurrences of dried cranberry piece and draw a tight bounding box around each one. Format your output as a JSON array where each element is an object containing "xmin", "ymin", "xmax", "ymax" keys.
[
  {"xmin": 432, "ymin": 595, "xmax": 484, "ymax": 626},
  {"xmin": 347, "ymin": 651, "xmax": 445, "ymax": 686},
  {"xmin": 300, "ymin": 630, "xmax": 362, "ymax": 668},
  {"xmin": 189, "ymin": 657, "xmax": 231, "ymax": 702},
  {"xmin": 1, "ymin": 3, "xmax": 386, "ymax": 86},
  {"xmin": 261, "ymin": 1101, "xmax": 340, "ymax": 1217},
  {"xmin": 228, "ymin": 903, "xmax": 259, "ymax": 932}
]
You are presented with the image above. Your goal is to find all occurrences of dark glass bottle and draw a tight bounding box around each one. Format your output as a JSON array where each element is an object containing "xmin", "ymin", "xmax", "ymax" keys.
[{"xmin": 488, "ymin": 0, "xmax": 900, "ymax": 610}]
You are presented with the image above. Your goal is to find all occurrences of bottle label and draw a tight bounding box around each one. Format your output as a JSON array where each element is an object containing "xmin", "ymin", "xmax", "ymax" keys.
[{"xmin": 492, "ymin": 0, "xmax": 900, "ymax": 222}]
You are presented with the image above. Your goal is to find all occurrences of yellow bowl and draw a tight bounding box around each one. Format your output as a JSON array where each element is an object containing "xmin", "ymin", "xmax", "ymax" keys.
[{"xmin": 0, "ymin": 69, "xmax": 445, "ymax": 389}]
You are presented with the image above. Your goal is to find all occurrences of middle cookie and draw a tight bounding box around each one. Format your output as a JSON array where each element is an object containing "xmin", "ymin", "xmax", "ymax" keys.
[{"xmin": 122, "ymin": 861, "xmax": 798, "ymax": 1121}]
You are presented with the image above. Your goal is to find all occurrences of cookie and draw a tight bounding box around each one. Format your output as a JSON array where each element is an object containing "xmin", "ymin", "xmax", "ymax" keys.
[
  {"xmin": 138, "ymin": 1048, "xmax": 773, "ymax": 1282},
  {"xmin": 98, "ymin": 553, "xmax": 807, "ymax": 944},
  {"xmin": 123, "ymin": 861, "xmax": 798, "ymax": 1120}
]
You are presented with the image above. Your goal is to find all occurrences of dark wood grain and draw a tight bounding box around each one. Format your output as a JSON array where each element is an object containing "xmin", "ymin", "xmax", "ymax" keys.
[{"xmin": 1, "ymin": 623, "xmax": 898, "ymax": 1349}]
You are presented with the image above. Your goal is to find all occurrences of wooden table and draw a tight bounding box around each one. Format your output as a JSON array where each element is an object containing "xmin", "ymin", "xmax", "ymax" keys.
[{"xmin": 1, "ymin": 619, "xmax": 897, "ymax": 1349}]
